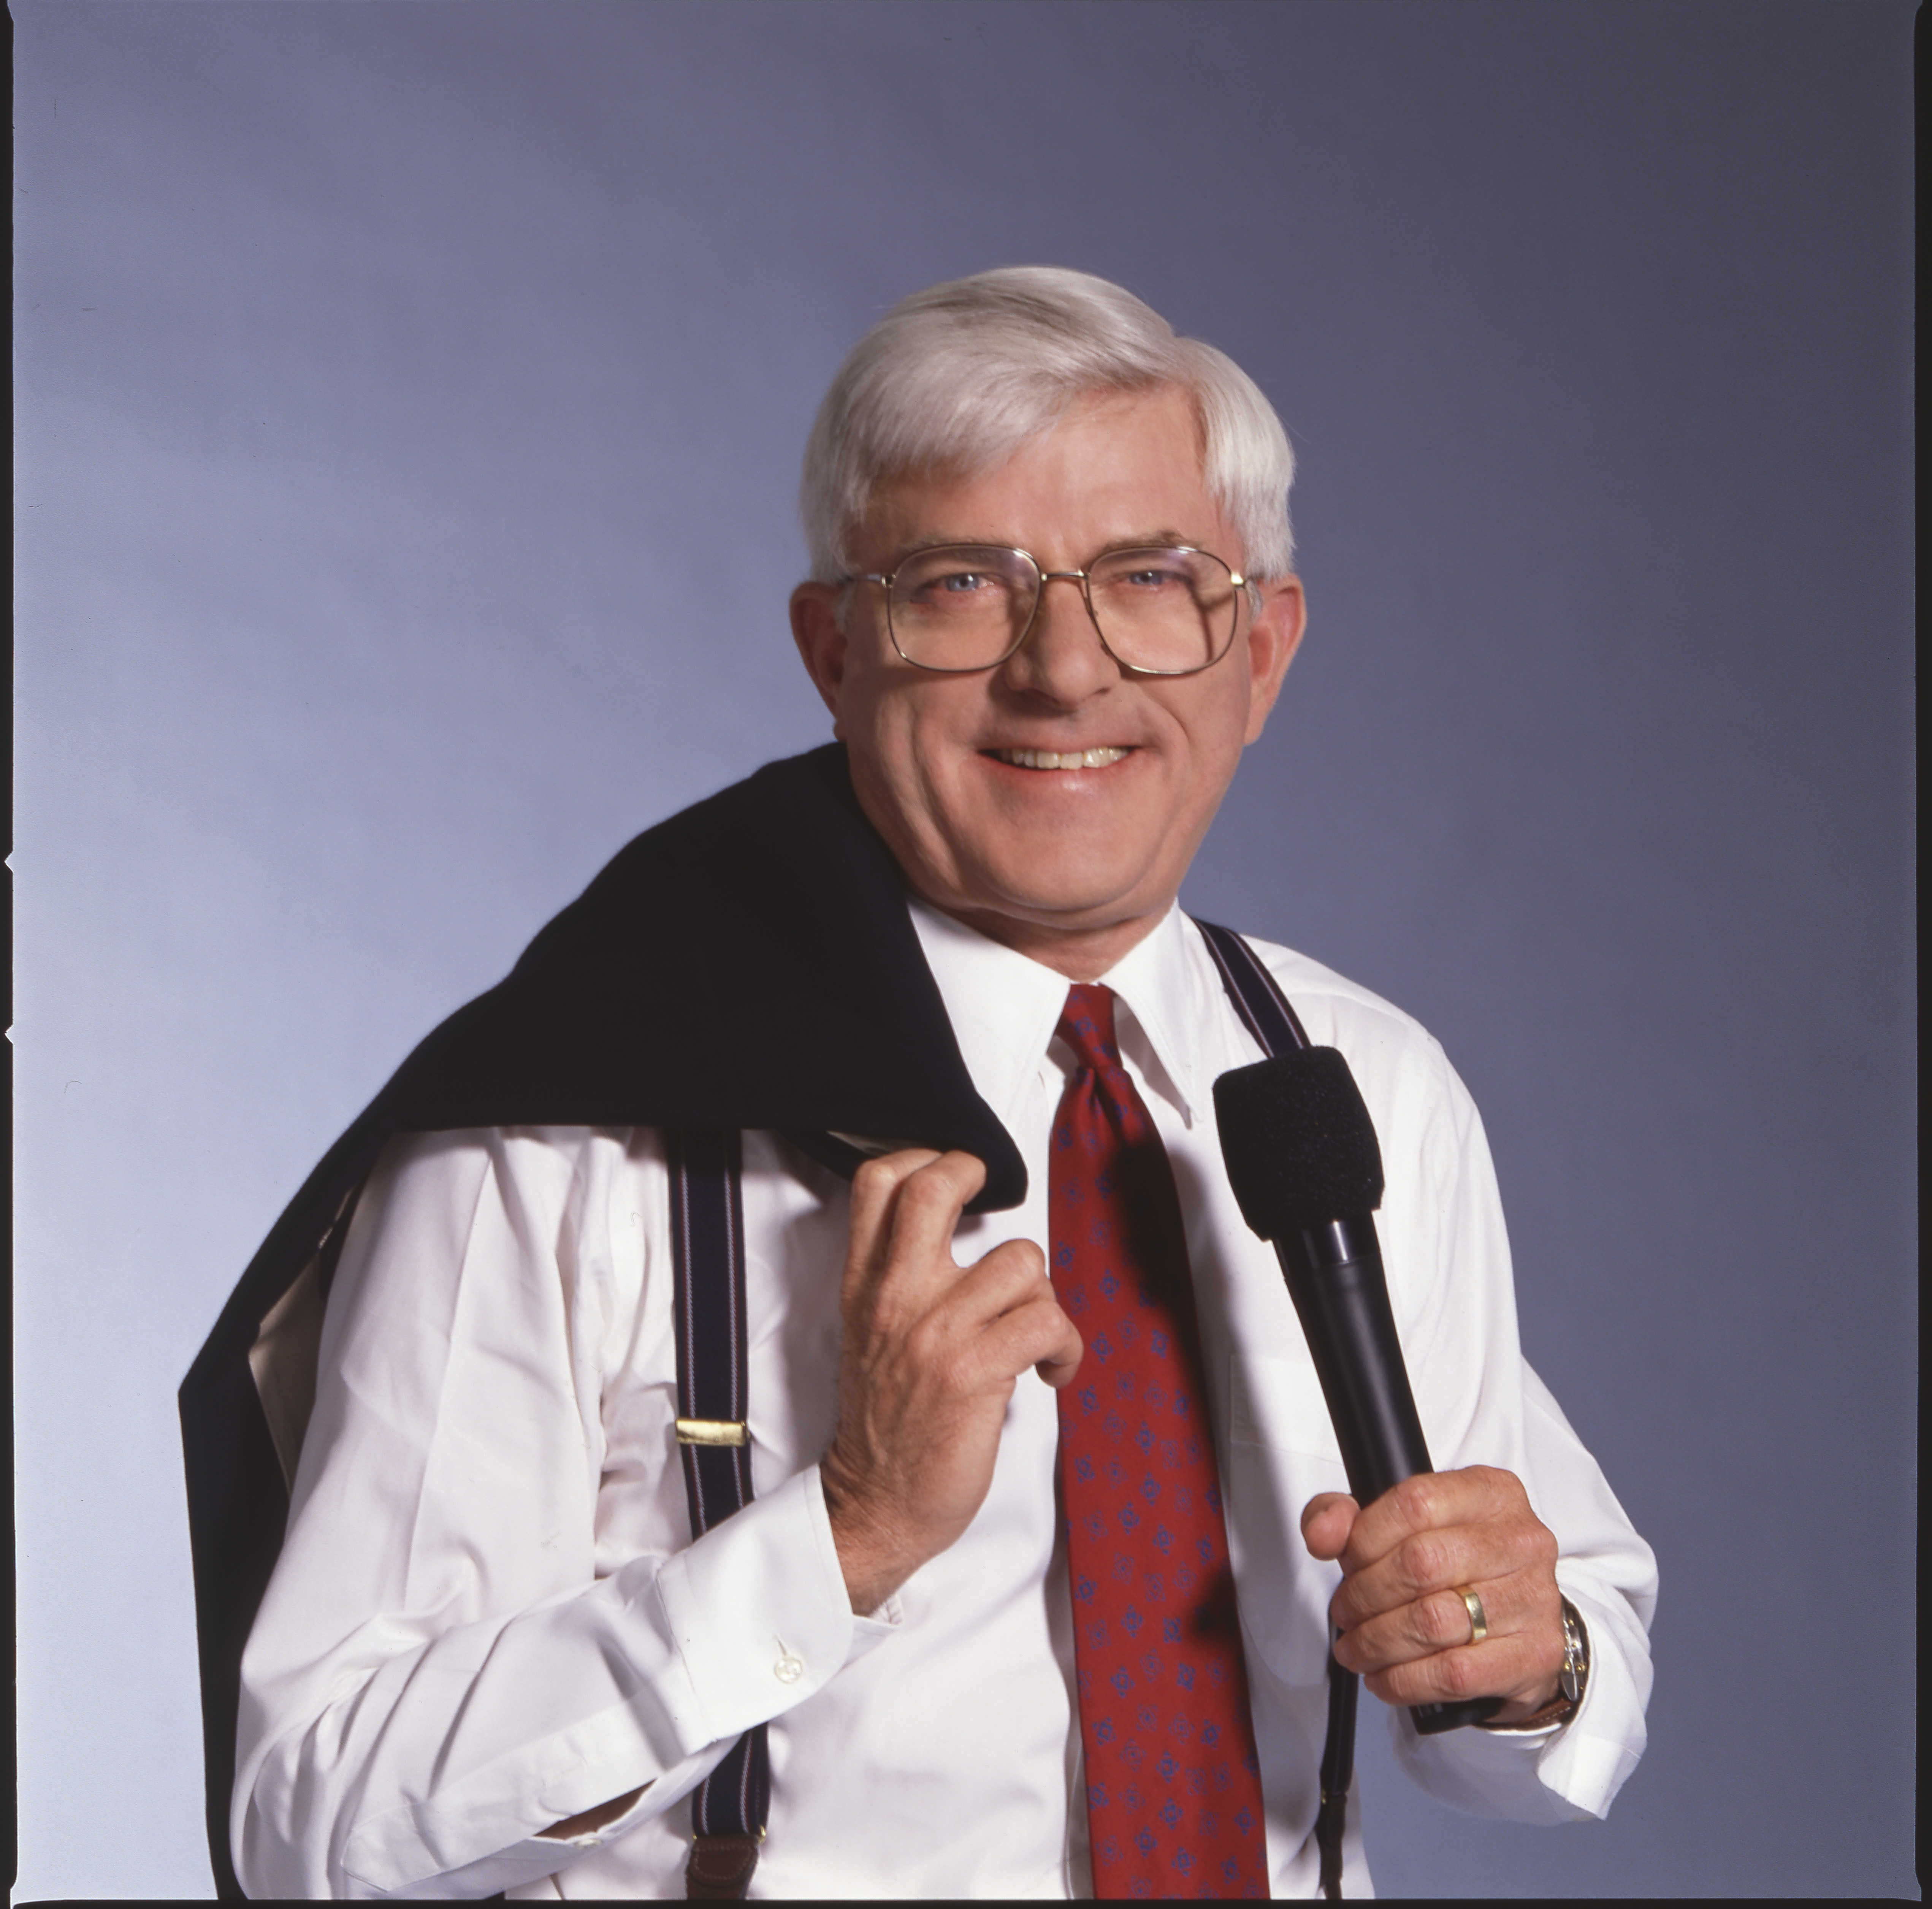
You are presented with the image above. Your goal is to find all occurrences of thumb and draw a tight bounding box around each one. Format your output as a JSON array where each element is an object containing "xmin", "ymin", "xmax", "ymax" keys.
[{"xmin": 1300, "ymin": 1492, "xmax": 1360, "ymax": 1562}]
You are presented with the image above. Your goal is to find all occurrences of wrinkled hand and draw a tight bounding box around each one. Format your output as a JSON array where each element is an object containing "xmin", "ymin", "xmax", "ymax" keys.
[
  {"xmin": 821, "ymin": 1150, "xmax": 1084, "ymax": 1615},
  {"xmin": 1301, "ymin": 1466, "xmax": 1565, "ymax": 1724}
]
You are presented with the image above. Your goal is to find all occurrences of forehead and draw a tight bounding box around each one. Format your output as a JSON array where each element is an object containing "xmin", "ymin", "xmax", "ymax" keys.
[{"xmin": 855, "ymin": 386, "xmax": 1233, "ymax": 567}]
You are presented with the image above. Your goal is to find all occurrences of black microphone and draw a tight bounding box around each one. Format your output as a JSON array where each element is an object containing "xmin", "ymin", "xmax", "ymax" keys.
[{"xmin": 1214, "ymin": 1046, "xmax": 1499, "ymax": 1735}]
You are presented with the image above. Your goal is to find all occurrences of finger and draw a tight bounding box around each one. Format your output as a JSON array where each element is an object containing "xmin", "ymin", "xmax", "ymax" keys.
[
  {"xmin": 1330, "ymin": 1517, "xmax": 1477, "ymax": 1632},
  {"xmin": 926, "ymin": 1243, "xmax": 1082, "ymax": 1383},
  {"xmin": 1363, "ymin": 1624, "xmax": 1563, "ymax": 1713},
  {"xmin": 1330, "ymin": 1507, "xmax": 1558, "ymax": 1634},
  {"xmin": 1300, "ymin": 1492, "xmax": 1360, "ymax": 1563},
  {"xmin": 946, "ymin": 1237, "xmax": 1050, "ymax": 1322},
  {"xmin": 843, "ymin": 1151, "xmax": 986, "ymax": 1321},
  {"xmin": 1334, "ymin": 1556, "xmax": 1563, "ymax": 1676},
  {"xmin": 1030, "ymin": 1303, "xmax": 1086, "ymax": 1387},
  {"xmin": 875, "ymin": 1150, "xmax": 989, "ymax": 1274},
  {"xmin": 1362, "ymin": 1641, "xmax": 1501, "ymax": 1708},
  {"xmin": 1334, "ymin": 1580, "xmax": 1498, "ymax": 1673},
  {"xmin": 843, "ymin": 1150, "xmax": 943, "ymax": 1301},
  {"xmin": 1338, "ymin": 1465, "xmax": 1529, "ymax": 1575},
  {"xmin": 974, "ymin": 1293, "xmax": 1086, "ymax": 1392}
]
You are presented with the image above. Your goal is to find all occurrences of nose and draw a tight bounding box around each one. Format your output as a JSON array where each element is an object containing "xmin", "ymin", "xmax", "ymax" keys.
[{"xmin": 998, "ymin": 572, "xmax": 1118, "ymax": 705}]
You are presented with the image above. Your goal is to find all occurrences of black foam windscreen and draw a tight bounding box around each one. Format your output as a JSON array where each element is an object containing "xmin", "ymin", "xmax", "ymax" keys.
[{"xmin": 1212, "ymin": 1047, "xmax": 1386, "ymax": 1239}]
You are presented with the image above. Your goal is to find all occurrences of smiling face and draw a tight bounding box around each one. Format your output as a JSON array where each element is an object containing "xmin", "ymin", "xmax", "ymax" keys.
[{"xmin": 790, "ymin": 385, "xmax": 1305, "ymax": 980}]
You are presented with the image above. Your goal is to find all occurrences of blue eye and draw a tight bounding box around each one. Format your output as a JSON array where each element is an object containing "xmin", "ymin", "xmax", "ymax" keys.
[{"xmin": 903, "ymin": 564, "xmax": 1015, "ymax": 614}]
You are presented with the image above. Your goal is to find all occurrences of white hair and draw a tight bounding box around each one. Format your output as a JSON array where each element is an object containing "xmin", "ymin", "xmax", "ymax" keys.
[{"xmin": 800, "ymin": 266, "xmax": 1296, "ymax": 583}]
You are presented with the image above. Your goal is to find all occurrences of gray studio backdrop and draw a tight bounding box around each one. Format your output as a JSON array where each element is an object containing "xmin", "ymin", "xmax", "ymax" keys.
[{"xmin": 12, "ymin": 2, "xmax": 1915, "ymax": 1899}]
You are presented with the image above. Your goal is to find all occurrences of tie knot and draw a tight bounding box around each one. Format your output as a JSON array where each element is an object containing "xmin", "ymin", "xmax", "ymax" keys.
[{"xmin": 1056, "ymin": 983, "xmax": 1123, "ymax": 1076}]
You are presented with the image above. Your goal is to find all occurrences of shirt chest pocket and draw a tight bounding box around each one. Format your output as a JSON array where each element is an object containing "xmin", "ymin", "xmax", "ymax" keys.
[
  {"xmin": 1227, "ymin": 1353, "xmax": 1347, "ymax": 1467},
  {"xmin": 1221, "ymin": 1353, "xmax": 1350, "ymax": 1689}
]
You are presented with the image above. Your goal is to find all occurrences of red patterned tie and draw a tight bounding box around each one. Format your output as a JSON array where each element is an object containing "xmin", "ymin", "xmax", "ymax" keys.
[{"xmin": 1050, "ymin": 984, "xmax": 1270, "ymax": 1899}]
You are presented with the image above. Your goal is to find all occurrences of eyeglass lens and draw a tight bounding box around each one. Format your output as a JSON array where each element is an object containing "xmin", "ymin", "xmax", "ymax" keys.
[{"xmin": 886, "ymin": 546, "xmax": 1239, "ymax": 674}]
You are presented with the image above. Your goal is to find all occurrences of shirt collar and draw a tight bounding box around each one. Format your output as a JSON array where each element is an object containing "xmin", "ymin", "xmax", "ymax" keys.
[
  {"xmin": 907, "ymin": 898, "xmax": 1206, "ymax": 1130},
  {"xmin": 1094, "ymin": 903, "xmax": 1208, "ymax": 1123}
]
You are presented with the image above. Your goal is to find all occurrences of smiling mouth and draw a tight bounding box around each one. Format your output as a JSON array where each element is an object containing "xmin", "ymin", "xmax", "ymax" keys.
[{"xmin": 987, "ymin": 746, "xmax": 1133, "ymax": 770}]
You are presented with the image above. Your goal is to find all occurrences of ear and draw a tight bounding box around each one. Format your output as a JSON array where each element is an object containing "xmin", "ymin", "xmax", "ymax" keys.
[
  {"xmin": 1240, "ymin": 575, "xmax": 1307, "ymax": 745},
  {"xmin": 790, "ymin": 582, "xmax": 850, "ymax": 731}
]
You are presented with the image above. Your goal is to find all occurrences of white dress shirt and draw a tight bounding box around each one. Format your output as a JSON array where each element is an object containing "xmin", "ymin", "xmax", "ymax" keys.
[{"xmin": 235, "ymin": 901, "xmax": 1657, "ymax": 1899}]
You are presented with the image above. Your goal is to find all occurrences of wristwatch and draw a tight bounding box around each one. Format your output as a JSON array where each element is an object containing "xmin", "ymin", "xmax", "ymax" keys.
[
  {"xmin": 1557, "ymin": 1597, "xmax": 1590, "ymax": 1708},
  {"xmin": 1479, "ymin": 1597, "xmax": 1590, "ymax": 1732}
]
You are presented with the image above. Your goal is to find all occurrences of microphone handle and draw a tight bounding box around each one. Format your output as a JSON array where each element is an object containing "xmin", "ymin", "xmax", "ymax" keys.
[{"xmin": 1276, "ymin": 1217, "xmax": 1500, "ymax": 1735}]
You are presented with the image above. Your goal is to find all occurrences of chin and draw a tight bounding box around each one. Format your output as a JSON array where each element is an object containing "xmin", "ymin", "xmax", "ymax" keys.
[{"xmin": 963, "ymin": 859, "xmax": 1160, "ymax": 931}]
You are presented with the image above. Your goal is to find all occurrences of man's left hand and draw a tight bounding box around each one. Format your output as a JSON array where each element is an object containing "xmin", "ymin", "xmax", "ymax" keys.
[{"xmin": 1301, "ymin": 1465, "xmax": 1566, "ymax": 1724}]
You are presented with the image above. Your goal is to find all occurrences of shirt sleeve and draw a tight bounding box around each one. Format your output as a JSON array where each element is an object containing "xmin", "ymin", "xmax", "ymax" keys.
[
  {"xmin": 1365, "ymin": 1034, "xmax": 1658, "ymax": 1824},
  {"xmin": 233, "ymin": 1126, "xmax": 893, "ymax": 1900}
]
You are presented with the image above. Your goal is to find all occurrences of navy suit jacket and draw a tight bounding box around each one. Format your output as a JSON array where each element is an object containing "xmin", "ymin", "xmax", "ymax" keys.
[{"xmin": 179, "ymin": 745, "xmax": 1027, "ymax": 1898}]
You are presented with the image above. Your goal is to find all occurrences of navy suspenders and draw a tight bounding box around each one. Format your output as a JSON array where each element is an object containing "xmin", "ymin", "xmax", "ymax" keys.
[
  {"xmin": 664, "ymin": 1128, "xmax": 769, "ymax": 1901},
  {"xmin": 1193, "ymin": 917, "xmax": 1312, "ymax": 1055},
  {"xmin": 664, "ymin": 923, "xmax": 1355, "ymax": 1900}
]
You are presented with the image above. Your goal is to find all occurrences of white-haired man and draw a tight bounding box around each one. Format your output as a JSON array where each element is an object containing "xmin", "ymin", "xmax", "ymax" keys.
[{"xmin": 194, "ymin": 268, "xmax": 1655, "ymax": 1900}]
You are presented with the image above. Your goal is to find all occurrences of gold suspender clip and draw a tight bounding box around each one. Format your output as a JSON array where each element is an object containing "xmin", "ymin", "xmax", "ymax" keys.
[{"xmin": 675, "ymin": 1417, "xmax": 749, "ymax": 1448}]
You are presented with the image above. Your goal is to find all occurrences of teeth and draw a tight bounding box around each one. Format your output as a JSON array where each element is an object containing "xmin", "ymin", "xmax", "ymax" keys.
[{"xmin": 994, "ymin": 746, "xmax": 1130, "ymax": 771}]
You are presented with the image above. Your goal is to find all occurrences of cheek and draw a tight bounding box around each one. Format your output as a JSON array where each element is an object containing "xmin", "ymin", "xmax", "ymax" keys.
[
  {"xmin": 841, "ymin": 685, "xmax": 976, "ymax": 848},
  {"xmin": 835, "ymin": 661, "xmax": 921, "ymax": 764},
  {"xmin": 864, "ymin": 688, "xmax": 948, "ymax": 787},
  {"xmin": 1162, "ymin": 684, "xmax": 1254, "ymax": 787}
]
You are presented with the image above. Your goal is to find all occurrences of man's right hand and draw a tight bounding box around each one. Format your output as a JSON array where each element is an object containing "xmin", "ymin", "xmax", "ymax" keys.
[{"xmin": 819, "ymin": 1149, "xmax": 1083, "ymax": 1614}]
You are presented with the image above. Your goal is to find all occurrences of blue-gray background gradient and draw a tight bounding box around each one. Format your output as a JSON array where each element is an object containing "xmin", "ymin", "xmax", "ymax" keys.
[{"xmin": 13, "ymin": 2, "xmax": 1916, "ymax": 1898}]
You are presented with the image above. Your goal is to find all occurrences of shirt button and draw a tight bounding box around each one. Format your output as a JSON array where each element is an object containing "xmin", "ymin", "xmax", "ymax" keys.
[{"xmin": 773, "ymin": 1647, "xmax": 805, "ymax": 1685}]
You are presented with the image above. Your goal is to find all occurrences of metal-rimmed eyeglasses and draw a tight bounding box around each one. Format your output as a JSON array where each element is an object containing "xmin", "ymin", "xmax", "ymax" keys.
[{"xmin": 850, "ymin": 543, "xmax": 1248, "ymax": 676}]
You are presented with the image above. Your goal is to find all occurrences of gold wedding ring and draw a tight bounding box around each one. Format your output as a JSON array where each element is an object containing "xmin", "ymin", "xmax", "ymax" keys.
[{"xmin": 1455, "ymin": 1586, "xmax": 1488, "ymax": 1645}]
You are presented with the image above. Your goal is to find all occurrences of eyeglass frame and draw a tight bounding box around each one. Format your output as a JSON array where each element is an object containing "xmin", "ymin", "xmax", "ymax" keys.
[{"xmin": 845, "ymin": 542, "xmax": 1254, "ymax": 678}]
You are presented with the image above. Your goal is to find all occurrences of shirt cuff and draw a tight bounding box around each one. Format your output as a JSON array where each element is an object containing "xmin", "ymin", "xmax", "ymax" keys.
[
  {"xmin": 1523, "ymin": 1581, "xmax": 1651, "ymax": 1820},
  {"xmin": 654, "ymin": 1464, "xmax": 900, "ymax": 1751},
  {"xmin": 335, "ymin": 1467, "xmax": 897, "ymax": 1895}
]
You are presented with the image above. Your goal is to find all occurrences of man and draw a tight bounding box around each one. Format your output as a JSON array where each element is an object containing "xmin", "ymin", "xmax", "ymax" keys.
[{"xmin": 186, "ymin": 268, "xmax": 1655, "ymax": 1899}]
